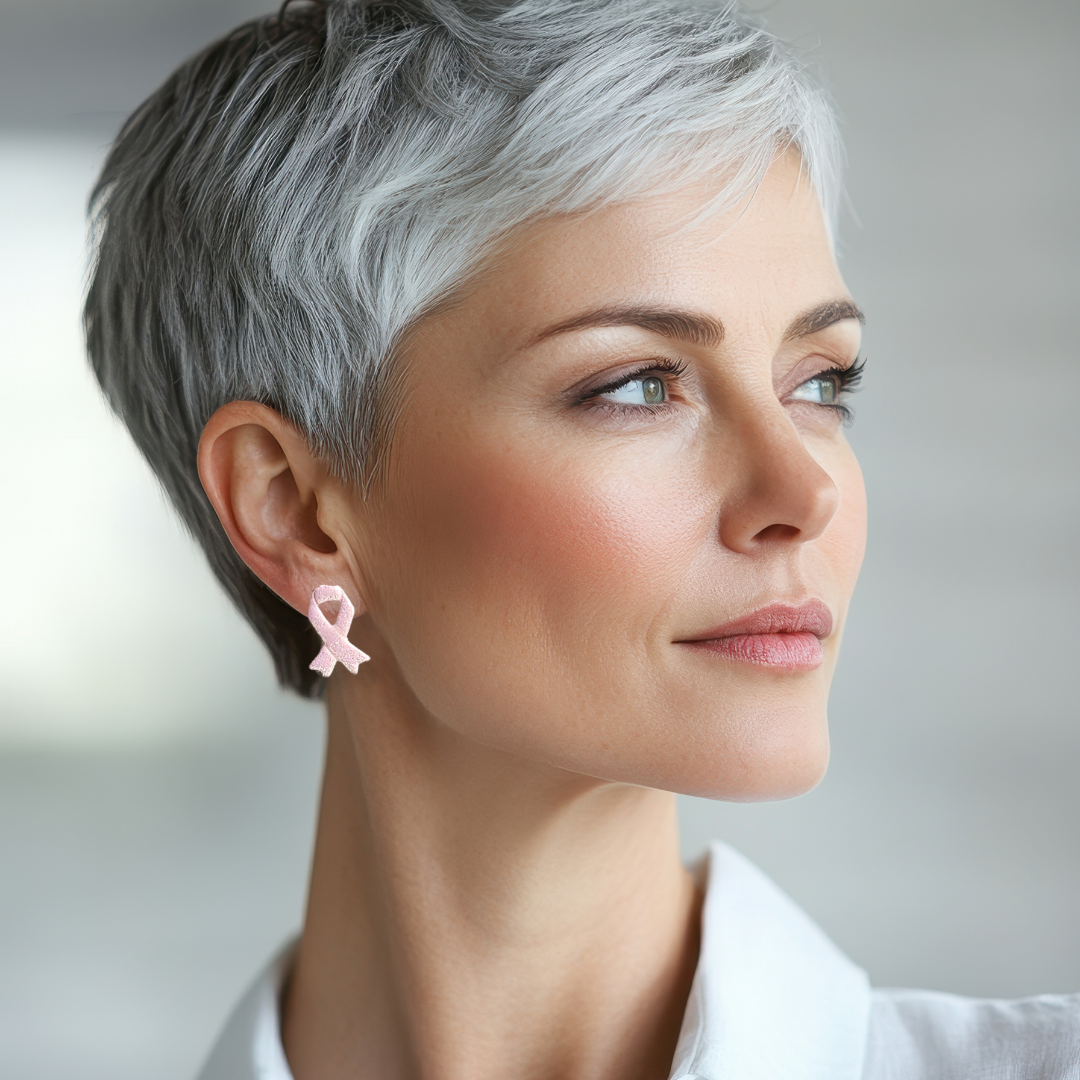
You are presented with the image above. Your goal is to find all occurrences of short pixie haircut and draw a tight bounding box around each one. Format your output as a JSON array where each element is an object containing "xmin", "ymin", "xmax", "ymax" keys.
[{"xmin": 85, "ymin": 0, "xmax": 842, "ymax": 697}]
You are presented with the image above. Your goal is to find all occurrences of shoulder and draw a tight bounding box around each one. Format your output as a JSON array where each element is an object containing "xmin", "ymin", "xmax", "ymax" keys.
[{"xmin": 863, "ymin": 986, "xmax": 1080, "ymax": 1080}]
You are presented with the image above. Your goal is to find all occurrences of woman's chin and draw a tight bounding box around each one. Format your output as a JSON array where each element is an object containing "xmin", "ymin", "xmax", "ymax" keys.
[{"xmin": 629, "ymin": 709, "xmax": 832, "ymax": 802}]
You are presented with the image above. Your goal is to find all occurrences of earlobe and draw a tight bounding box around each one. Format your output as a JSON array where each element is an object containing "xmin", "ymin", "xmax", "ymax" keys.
[{"xmin": 197, "ymin": 401, "xmax": 361, "ymax": 616}]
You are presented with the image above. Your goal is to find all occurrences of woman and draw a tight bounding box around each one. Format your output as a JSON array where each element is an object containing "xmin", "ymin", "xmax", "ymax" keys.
[{"xmin": 84, "ymin": 1, "xmax": 1080, "ymax": 1077}]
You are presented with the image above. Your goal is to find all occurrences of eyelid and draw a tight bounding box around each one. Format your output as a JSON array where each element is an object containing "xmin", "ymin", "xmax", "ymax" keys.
[
  {"xmin": 784, "ymin": 357, "xmax": 866, "ymax": 427},
  {"xmin": 781, "ymin": 354, "xmax": 864, "ymax": 398},
  {"xmin": 577, "ymin": 357, "xmax": 688, "ymax": 401}
]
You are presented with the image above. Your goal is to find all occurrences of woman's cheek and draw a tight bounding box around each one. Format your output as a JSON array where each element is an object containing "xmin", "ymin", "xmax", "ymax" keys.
[
  {"xmin": 404, "ymin": 431, "xmax": 707, "ymax": 648},
  {"xmin": 824, "ymin": 442, "xmax": 867, "ymax": 593},
  {"xmin": 803, "ymin": 440, "xmax": 866, "ymax": 655}
]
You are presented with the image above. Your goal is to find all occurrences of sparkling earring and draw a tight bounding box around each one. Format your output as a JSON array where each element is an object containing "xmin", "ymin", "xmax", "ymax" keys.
[{"xmin": 307, "ymin": 584, "xmax": 370, "ymax": 677}]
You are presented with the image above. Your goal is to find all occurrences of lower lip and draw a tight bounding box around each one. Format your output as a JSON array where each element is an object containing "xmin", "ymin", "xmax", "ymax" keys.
[{"xmin": 682, "ymin": 632, "xmax": 824, "ymax": 670}]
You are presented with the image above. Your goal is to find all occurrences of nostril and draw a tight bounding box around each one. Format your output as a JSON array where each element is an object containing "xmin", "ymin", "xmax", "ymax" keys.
[{"xmin": 752, "ymin": 522, "xmax": 800, "ymax": 543}]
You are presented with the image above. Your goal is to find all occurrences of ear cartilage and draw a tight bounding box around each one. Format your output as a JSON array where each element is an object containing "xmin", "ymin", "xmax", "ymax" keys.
[{"xmin": 308, "ymin": 585, "xmax": 369, "ymax": 676}]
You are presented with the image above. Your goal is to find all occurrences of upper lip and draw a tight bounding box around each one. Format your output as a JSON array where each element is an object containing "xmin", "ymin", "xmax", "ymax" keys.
[{"xmin": 678, "ymin": 599, "xmax": 834, "ymax": 642}]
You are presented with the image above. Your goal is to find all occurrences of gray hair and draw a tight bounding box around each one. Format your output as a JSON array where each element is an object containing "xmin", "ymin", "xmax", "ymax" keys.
[{"xmin": 85, "ymin": 0, "xmax": 843, "ymax": 697}]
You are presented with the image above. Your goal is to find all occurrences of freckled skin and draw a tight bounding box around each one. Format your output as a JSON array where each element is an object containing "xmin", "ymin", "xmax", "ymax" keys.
[{"xmin": 342, "ymin": 153, "xmax": 868, "ymax": 800}]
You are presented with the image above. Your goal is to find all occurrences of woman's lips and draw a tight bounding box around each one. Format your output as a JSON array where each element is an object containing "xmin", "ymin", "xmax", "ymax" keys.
[{"xmin": 676, "ymin": 599, "xmax": 833, "ymax": 671}]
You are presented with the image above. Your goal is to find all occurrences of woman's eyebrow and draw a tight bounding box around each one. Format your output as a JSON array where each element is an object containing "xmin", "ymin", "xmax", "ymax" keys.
[
  {"xmin": 782, "ymin": 299, "xmax": 865, "ymax": 342},
  {"xmin": 524, "ymin": 298, "xmax": 862, "ymax": 353},
  {"xmin": 526, "ymin": 306, "xmax": 726, "ymax": 350}
]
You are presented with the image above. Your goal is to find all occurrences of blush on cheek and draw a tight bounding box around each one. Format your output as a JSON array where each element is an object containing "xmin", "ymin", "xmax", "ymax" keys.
[
  {"xmin": 417, "ymin": 438, "xmax": 704, "ymax": 638},
  {"xmin": 815, "ymin": 447, "xmax": 866, "ymax": 600}
]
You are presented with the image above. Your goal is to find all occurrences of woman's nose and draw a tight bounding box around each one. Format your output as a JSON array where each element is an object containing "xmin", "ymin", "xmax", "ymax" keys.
[{"xmin": 715, "ymin": 415, "xmax": 840, "ymax": 554}]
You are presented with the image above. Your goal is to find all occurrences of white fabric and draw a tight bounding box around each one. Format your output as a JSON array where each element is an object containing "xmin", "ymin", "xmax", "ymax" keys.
[
  {"xmin": 198, "ymin": 943, "xmax": 294, "ymax": 1080},
  {"xmin": 865, "ymin": 990, "xmax": 1080, "ymax": 1079},
  {"xmin": 195, "ymin": 842, "xmax": 1080, "ymax": 1080},
  {"xmin": 669, "ymin": 844, "xmax": 870, "ymax": 1078}
]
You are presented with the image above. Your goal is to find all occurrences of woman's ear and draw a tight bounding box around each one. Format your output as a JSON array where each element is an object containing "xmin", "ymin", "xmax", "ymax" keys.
[{"xmin": 197, "ymin": 401, "xmax": 363, "ymax": 616}]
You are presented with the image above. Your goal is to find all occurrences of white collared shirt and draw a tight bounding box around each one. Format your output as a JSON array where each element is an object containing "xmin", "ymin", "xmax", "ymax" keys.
[{"xmin": 197, "ymin": 843, "xmax": 1080, "ymax": 1079}]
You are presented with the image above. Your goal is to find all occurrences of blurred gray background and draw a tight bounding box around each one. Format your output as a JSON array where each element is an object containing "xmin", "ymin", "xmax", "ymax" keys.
[{"xmin": 0, "ymin": 1, "xmax": 1077, "ymax": 1077}]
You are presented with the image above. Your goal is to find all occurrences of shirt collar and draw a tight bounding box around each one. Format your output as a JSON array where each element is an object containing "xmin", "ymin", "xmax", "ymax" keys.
[
  {"xmin": 198, "ymin": 843, "xmax": 870, "ymax": 1080},
  {"xmin": 197, "ymin": 942, "xmax": 295, "ymax": 1080},
  {"xmin": 670, "ymin": 842, "xmax": 870, "ymax": 1080}
]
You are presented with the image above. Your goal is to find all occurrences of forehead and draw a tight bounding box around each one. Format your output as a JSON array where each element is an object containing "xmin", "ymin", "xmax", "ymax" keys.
[{"xmin": 450, "ymin": 153, "xmax": 845, "ymax": 345}]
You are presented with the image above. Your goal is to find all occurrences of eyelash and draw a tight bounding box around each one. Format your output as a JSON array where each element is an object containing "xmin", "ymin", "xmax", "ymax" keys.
[
  {"xmin": 815, "ymin": 356, "xmax": 866, "ymax": 426},
  {"xmin": 578, "ymin": 355, "xmax": 867, "ymax": 423},
  {"xmin": 579, "ymin": 357, "xmax": 688, "ymax": 412}
]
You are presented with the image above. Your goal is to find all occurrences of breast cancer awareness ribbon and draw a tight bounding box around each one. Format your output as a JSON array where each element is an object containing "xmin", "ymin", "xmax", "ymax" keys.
[{"xmin": 308, "ymin": 585, "xmax": 369, "ymax": 677}]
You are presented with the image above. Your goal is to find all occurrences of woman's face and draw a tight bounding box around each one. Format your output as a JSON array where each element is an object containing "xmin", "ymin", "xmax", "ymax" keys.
[{"xmin": 345, "ymin": 153, "xmax": 866, "ymax": 800}]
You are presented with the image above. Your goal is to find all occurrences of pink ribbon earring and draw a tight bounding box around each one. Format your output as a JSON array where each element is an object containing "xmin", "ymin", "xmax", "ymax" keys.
[{"xmin": 308, "ymin": 585, "xmax": 370, "ymax": 677}]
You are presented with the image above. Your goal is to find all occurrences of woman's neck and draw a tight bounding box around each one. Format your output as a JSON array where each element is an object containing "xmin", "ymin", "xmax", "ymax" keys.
[{"xmin": 282, "ymin": 664, "xmax": 701, "ymax": 1080}]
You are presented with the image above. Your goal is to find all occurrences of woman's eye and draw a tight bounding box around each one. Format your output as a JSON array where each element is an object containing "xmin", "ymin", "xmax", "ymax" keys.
[
  {"xmin": 599, "ymin": 375, "xmax": 668, "ymax": 405},
  {"xmin": 789, "ymin": 373, "xmax": 840, "ymax": 406}
]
